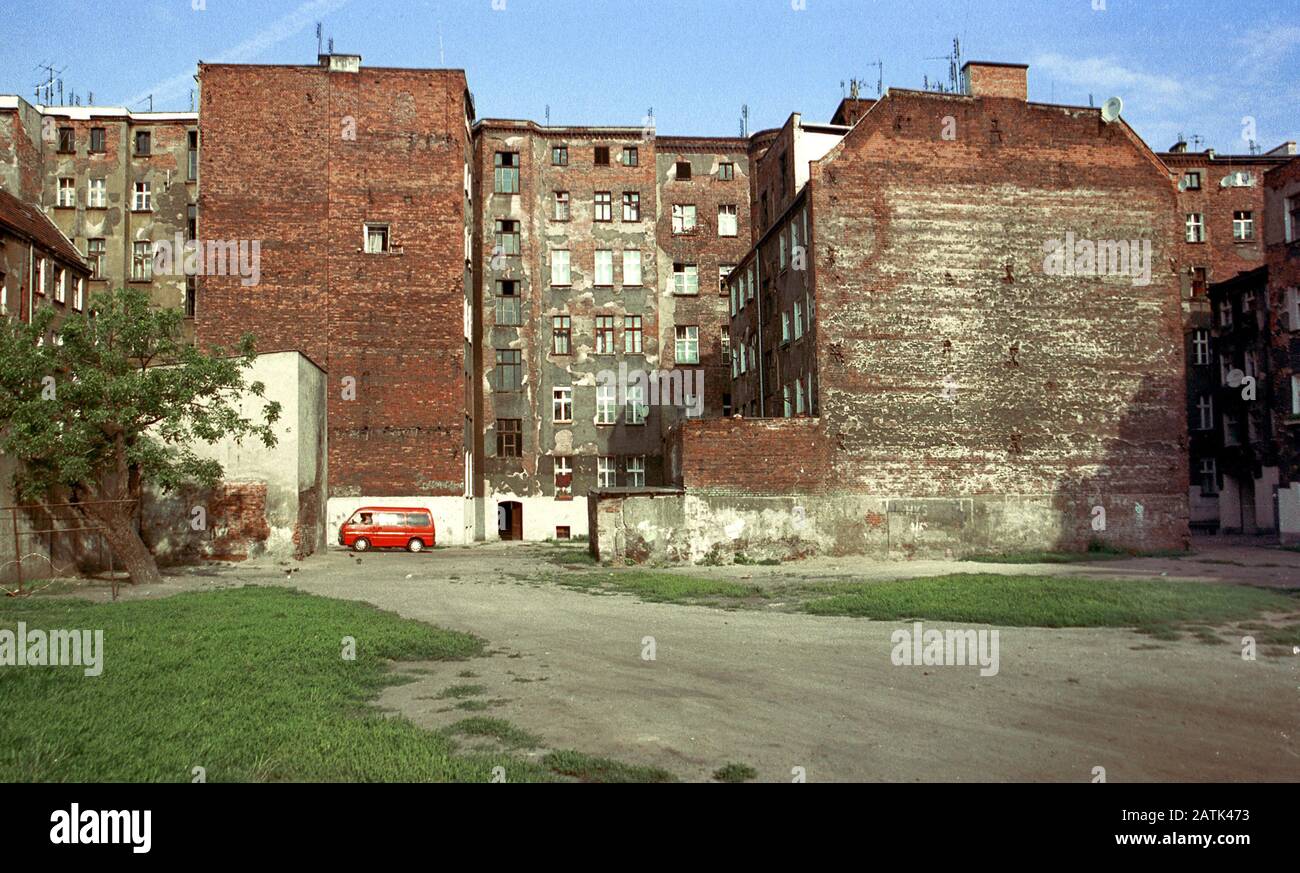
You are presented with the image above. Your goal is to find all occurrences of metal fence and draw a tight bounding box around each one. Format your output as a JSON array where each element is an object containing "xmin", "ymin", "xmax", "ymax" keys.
[{"xmin": 1, "ymin": 499, "xmax": 136, "ymax": 598}]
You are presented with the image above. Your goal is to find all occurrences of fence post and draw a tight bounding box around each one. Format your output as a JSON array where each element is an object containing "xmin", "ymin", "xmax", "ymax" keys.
[{"xmin": 10, "ymin": 507, "xmax": 23, "ymax": 595}]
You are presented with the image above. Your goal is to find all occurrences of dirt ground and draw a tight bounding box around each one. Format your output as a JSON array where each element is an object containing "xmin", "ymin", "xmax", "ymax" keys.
[{"xmin": 31, "ymin": 537, "xmax": 1300, "ymax": 782}]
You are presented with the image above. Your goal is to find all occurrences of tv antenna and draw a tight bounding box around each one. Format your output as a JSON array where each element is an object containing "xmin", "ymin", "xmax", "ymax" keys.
[
  {"xmin": 740, "ymin": 104, "xmax": 749, "ymax": 137},
  {"xmin": 316, "ymin": 22, "xmax": 322, "ymax": 55},
  {"xmin": 924, "ymin": 37, "xmax": 962, "ymax": 93}
]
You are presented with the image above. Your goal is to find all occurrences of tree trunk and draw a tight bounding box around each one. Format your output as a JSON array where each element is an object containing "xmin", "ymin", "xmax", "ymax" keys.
[{"xmin": 82, "ymin": 503, "xmax": 163, "ymax": 588}]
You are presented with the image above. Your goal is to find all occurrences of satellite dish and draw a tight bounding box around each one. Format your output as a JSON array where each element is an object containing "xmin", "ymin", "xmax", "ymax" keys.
[{"xmin": 1100, "ymin": 96, "xmax": 1123, "ymax": 123}]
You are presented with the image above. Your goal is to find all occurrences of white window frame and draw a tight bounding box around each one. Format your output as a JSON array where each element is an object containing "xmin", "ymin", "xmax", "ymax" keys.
[
  {"xmin": 364, "ymin": 223, "xmax": 389, "ymax": 253},
  {"xmin": 87, "ymin": 178, "xmax": 106, "ymax": 208},
  {"xmin": 675, "ymin": 325, "xmax": 699, "ymax": 364},
  {"xmin": 626, "ymin": 384, "xmax": 647, "ymax": 425},
  {"xmin": 1192, "ymin": 329, "xmax": 1210, "ymax": 365},
  {"xmin": 596, "ymin": 385, "xmax": 617, "ymax": 424},
  {"xmin": 1196, "ymin": 394, "xmax": 1213, "ymax": 431},
  {"xmin": 626, "ymin": 456, "xmax": 646, "ymax": 488},
  {"xmin": 622, "ymin": 250, "xmax": 642, "ymax": 286},
  {"xmin": 551, "ymin": 249, "xmax": 571, "ymax": 286},
  {"xmin": 554, "ymin": 456, "xmax": 572, "ymax": 497},
  {"xmin": 132, "ymin": 241, "xmax": 152, "ymax": 281},
  {"xmin": 1185, "ymin": 212, "xmax": 1204, "ymax": 243},
  {"xmin": 553, "ymin": 387, "xmax": 573, "ymax": 423},
  {"xmin": 597, "ymin": 456, "xmax": 617, "ymax": 488},
  {"xmin": 783, "ymin": 385, "xmax": 792, "ymax": 417},
  {"xmin": 57, "ymin": 178, "xmax": 75, "ymax": 207},
  {"xmin": 594, "ymin": 249, "xmax": 614, "ymax": 286},
  {"xmin": 673, "ymin": 263, "xmax": 698, "ymax": 296},
  {"xmin": 671, "ymin": 203, "xmax": 696, "ymax": 234},
  {"xmin": 133, "ymin": 181, "xmax": 151, "ymax": 211},
  {"xmin": 54, "ymin": 268, "xmax": 66, "ymax": 303},
  {"xmin": 718, "ymin": 204, "xmax": 737, "ymax": 237},
  {"xmin": 1232, "ymin": 210, "xmax": 1254, "ymax": 241},
  {"xmin": 793, "ymin": 301, "xmax": 803, "ymax": 339}
]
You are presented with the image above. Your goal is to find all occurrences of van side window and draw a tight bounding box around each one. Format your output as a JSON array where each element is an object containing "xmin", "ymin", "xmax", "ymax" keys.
[
  {"xmin": 406, "ymin": 513, "xmax": 430, "ymax": 526},
  {"xmin": 358, "ymin": 512, "xmax": 373, "ymax": 524}
]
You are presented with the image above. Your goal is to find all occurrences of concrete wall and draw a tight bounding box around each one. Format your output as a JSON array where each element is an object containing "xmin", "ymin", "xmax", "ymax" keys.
[
  {"xmin": 142, "ymin": 350, "xmax": 326, "ymax": 562},
  {"xmin": 1280, "ymin": 483, "xmax": 1300, "ymax": 544}
]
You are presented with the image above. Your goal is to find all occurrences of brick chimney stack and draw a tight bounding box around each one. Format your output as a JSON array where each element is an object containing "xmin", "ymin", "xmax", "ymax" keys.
[{"xmin": 961, "ymin": 61, "xmax": 1028, "ymax": 100}]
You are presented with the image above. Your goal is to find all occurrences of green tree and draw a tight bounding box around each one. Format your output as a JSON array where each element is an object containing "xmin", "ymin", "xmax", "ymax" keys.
[{"xmin": 0, "ymin": 288, "xmax": 280, "ymax": 587}]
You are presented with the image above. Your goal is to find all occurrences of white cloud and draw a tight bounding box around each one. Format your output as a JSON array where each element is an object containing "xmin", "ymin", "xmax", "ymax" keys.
[
  {"xmin": 1032, "ymin": 52, "xmax": 1189, "ymax": 105},
  {"xmin": 1234, "ymin": 23, "xmax": 1300, "ymax": 71}
]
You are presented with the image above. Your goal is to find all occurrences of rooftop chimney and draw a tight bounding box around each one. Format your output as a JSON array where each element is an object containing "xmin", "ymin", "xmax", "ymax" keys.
[
  {"xmin": 319, "ymin": 53, "xmax": 361, "ymax": 73},
  {"xmin": 960, "ymin": 61, "xmax": 1028, "ymax": 100}
]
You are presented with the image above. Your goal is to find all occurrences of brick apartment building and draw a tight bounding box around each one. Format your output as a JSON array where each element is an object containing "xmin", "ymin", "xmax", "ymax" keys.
[
  {"xmin": 194, "ymin": 56, "xmax": 478, "ymax": 543},
  {"xmin": 596, "ymin": 61, "xmax": 1191, "ymax": 561},
  {"xmin": 1264, "ymin": 156, "xmax": 1300, "ymax": 539},
  {"xmin": 1158, "ymin": 138, "xmax": 1296, "ymax": 530},
  {"xmin": 0, "ymin": 95, "xmax": 199, "ymax": 328},
  {"xmin": 472, "ymin": 120, "xmax": 751, "ymax": 538}
]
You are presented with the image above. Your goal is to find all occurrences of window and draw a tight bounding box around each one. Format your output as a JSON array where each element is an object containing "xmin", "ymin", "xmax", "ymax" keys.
[
  {"xmin": 1192, "ymin": 329, "xmax": 1210, "ymax": 365},
  {"xmin": 1219, "ymin": 300, "xmax": 1233, "ymax": 328},
  {"xmin": 738, "ymin": 336, "xmax": 747, "ymax": 374},
  {"xmin": 1185, "ymin": 213, "xmax": 1204, "ymax": 243},
  {"xmin": 188, "ymin": 130, "xmax": 198, "ymax": 180},
  {"xmin": 86, "ymin": 178, "xmax": 106, "ymax": 208},
  {"xmin": 54, "ymin": 268, "xmax": 67, "ymax": 304},
  {"xmin": 1191, "ymin": 266, "xmax": 1208, "ymax": 297},
  {"xmin": 551, "ymin": 249, "xmax": 571, "ymax": 285},
  {"xmin": 1286, "ymin": 287, "xmax": 1300, "ymax": 330},
  {"xmin": 719, "ymin": 265, "xmax": 734, "ymax": 296},
  {"xmin": 187, "ymin": 204, "xmax": 198, "ymax": 240},
  {"xmin": 623, "ymin": 250, "xmax": 642, "ymax": 286},
  {"xmin": 132, "ymin": 241, "xmax": 152, "ymax": 280},
  {"xmin": 57, "ymin": 178, "xmax": 75, "ymax": 207},
  {"xmin": 784, "ymin": 384, "xmax": 794, "ymax": 417},
  {"xmin": 554, "ymin": 191, "xmax": 570, "ymax": 221},
  {"xmin": 1196, "ymin": 395, "xmax": 1213, "ymax": 431},
  {"xmin": 1287, "ymin": 197, "xmax": 1300, "ymax": 243},
  {"xmin": 1293, "ymin": 375, "xmax": 1300, "ymax": 415},
  {"xmin": 553, "ymin": 315, "xmax": 571, "ymax": 354},
  {"xmin": 1223, "ymin": 414, "xmax": 1240, "ymax": 447},
  {"xmin": 718, "ymin": 205, "xmax": 738, "ymax": 237},
  {"xmin": 74, "ymin": 277, "xmax": 85, "ymax": 311},
  {"xmin": 675, "ymin": 160, "xmax": 691, "ymax": 180},
  {"xmin": 554, "ymin": 456, "xmax": 573, "ymax": 498},
  {"xmin": 626, "ymin": 456, "xmax": 646, "ymax": 488},
  {"xmin": 1199, "ymin": 458, "xmax": 1217, "ymax": 495},
  {"xmin": 496, "ymin": 419, "xmax": 521, "ymax": 457},
  {"xmin": 626, "ymin": 384, "xmax": 647, "ymax": 425},
  {"xmin": 594, "ymin": 191, "xmax": 612, "ymax": 222},
  {"xmin": 621, "ymin": 146, "xmax": 638, "ymax": 166},
  {"xmin": 553, "ymin": 387, "xmax": 573, "ymax": 423},
  {"xmin": 806, "ymin": 290, "xmax": 815, "ymax": 325},
  {"xmin": 133, "ymin": 181, "xmax": 151, "ymax": 211},
  {"xmin": 495, "ymin": 280, "xmax": 521, "ymax": 325},
  {"xmin": 595, "ymin": 315, "xmax": 615, "ymax": 354},
  {"xmin": 494, "ymin": 219, "xmax": 520, "ymax": 255},
  {"xmin": 597, "ymin": 456, "xmax": 616, "ymax": 488},
  {"xmin": 1232, "ymin": 210, "xmax": 1254, "ymax": 241},
  {"xmin": 1219, "ymin": 353, "xmax": 1231, "ymax": 386},
  {"xmin": 622, "ymin": 191, "xmax": 640, "ymax": 221},
  {"xmin": 779, "ymin": 228, "xmax": 788, "ymax": 270},
  {"xmin": 795, "ymin": 378, "xmax": 805, "ymax": 414},
  {"xmin": 89, "ymin": 127, "xmax": 105, "ymax": 153},
  {"xmin": 684, "ymin": 380, "xmax": 700, "ymax": 417},
  {"xmin": 723, "ymin": 393, "xmax": 732, "ymax": 417},
  {"xmin": 555, "ymin": 525, "xmax": 571, "ymax": 539},
  {"xmin": 495, "ymin": 349, "xmax": 522, "ymax": 391},
  {"xmin": 1182, "ymin": 171, "xmax": 1201, "ymax": 190},
  {"xmin": 675, "ymin": 325, "xmax": 699, "ymax": 364},
  {"xmin": 671, "ymin": 203, "xmax": 697, "ymax": 233},
  {"xmin": 594, "ymin": 145, "xmax": 610, "ymax": 166},
  {"xmin": 794, "ymin": 301, "xmax": 803, "ymax": 339},
  {"xmin": 57, "ymin": 127, "xmax": 74, "ymax": 153},
  {"xmin": 718, "ymin": 162, "xmax": 734, "ymax": 181},
  {"xmin": 134, "ymin": 130, "xmax": 152, "ymax": 155},
  {"xmin": 185, "ymin": 277, "xmax": 196, "ymax": 318},
  {"xmin": 673, "ymin": 262, "xmax": 698, "ymax": 296},
  {"xmin": 364, "ymin": 223, "xmax": 389, "ymax": 253},
  {"xmin": 1242, "ymin": 288, "xmax": 1255, "ymax": 312},
  {"xmin": 746, "ymin": 265, "xmax": 755, "ymax": 300},
  {"xmin": 624, "ymin": 315, "xmax": 642, "ymax": 353},
  {"xmin": 781, "ymin": 312, "xmax": 790, "ymax": 344},
  {"xmin": 86, "ymin": 239, "xmax": 105, "ymax": 278},
  {"xmin": 494, "ymin": 152, "xmax": 519, "ymax": 193},
  {"xmin": 552, "ymin": 144, "xmax": 568, "ymax": 166},
  {"xmin": 730, "ymin": 283, "xmax": 738, "ymax": 317},
  {"xmin": 596, "ymin": 385, "xmax": 617, "ymax": 424},
  {"xmin": 35, "ymin": 258, "xmax": 45, "ymax": 297},
  {"xmin": 594, "ymin": 250, "xmax": 614, "ymax": 286}
]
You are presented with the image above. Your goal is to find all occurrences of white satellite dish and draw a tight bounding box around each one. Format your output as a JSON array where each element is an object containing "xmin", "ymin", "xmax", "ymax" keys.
[{"xmin": 1100, "ymin": 96, "xmax": 1123, "ymax": 123}]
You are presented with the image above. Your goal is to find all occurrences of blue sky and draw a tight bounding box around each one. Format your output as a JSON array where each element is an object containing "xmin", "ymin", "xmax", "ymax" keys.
[{"xmin": 2, "ymin": 0, "xmax": 1297, "ymax": 154}]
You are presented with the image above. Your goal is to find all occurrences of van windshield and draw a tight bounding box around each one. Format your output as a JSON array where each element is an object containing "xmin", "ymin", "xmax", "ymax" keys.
[{"xmin": 349, "ymin": 511, "xmax": 373, "ymax": 525}]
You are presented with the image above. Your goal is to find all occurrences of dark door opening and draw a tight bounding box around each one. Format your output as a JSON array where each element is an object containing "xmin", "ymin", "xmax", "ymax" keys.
[{"xmin": 498, "ymin": 501, "xmax": 523, "ymax": 540}]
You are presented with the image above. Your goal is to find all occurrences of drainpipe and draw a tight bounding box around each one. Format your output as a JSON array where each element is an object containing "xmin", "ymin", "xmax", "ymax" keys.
[{"xmin": 755, "ymin": 253, "xmax": 765, "ymax": 416}]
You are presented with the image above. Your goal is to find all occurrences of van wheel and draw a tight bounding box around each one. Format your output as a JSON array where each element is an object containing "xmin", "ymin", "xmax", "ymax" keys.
[
  {"xmin": 407, "ymin": 538, "xmax": 424, "ymax": 553},
  {"xmin": 353, "ymin": 537, "xmax": 371, "ymax": 552}
]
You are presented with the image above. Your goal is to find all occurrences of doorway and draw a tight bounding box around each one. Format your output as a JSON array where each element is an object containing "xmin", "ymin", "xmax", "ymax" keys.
[{"xmin": 497, "ymin": 501, "xmax": 523, "ymax": 540}]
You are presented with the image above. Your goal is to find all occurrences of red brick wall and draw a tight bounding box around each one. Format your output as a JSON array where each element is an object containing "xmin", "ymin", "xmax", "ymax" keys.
[
  {"xmin": 807, "ymin": 90, "xmax": 1186, "ymax": 527},
  {"xmin": 671, "ymin": 417, "xmax": 833, "ymax": 494},
  {"xmin": 197, "ymin": 63, "xmax": 471, "ymax": 497},
  {"xmin": 963, "ymin": 63, "xmax": 1028, "ymax": 100},
  {"xmin": 1266, "ymin": 157, "xmax": 1300, "ymax": 483}
]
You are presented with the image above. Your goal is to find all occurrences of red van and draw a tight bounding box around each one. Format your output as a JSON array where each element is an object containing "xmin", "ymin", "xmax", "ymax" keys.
[{"xmin": 338, "ymin": 507, "xmax": 435, "ymax": 552}]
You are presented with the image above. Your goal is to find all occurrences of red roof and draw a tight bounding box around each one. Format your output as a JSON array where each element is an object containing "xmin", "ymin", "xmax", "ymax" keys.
[{"xmin": 0, "ymin": 187, "xmax": 88, "ymax": 271}]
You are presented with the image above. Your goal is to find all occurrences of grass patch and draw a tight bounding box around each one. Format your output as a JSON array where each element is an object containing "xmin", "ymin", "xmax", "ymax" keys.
[
  {"xmin": 0, "ymin": 586, "xmax": 563, "ymax": 782},
  {"xmin": 443, "ymin": 717, "xmax": 540, "ymax": 750},
  {"xmin": 802, "ymin": 573, "xmax": 1296, "ymax": 629},
  {"xmin": 543, "ymin": 750, "xmax": 677, "ymax": 783},
  {"xmin": 713, "ymin": 762, "xmax": 758, "ymax": 782},
  {"xmin": 436, "ymin": 683, "xmax": 486, "ymax": 700},
  {"xmin": 963, "ymin": 544, "xmax": 1187, "ymax": 564},
  {"xmin": 565, "ymin": 571, "xmax": 766, "ymax": 604}
]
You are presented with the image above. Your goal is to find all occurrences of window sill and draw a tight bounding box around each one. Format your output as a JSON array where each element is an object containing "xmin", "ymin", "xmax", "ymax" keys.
[
  {"xmin": 54, "ymin": 204, "xmax": 75, "ymax": 210},
  {"xmin": 128, "ymin": 279, "xmax": 153, "ymax": 284},
  {"xmin": 131, "ymin": 209, "xmax": 153, "ymax": 214},
  {"xmin": 551, "ymin": 284, "xmax": 572, "ymax": 289},
  {"xmin": 554, "ymin": 495, "xmax": 574, "ymax": 502},
  {"xmin": 554, "ymin": 420, "xmax": 572, "ymax": 426},
  {"xmin": 86, "ymin": 206, "xmax": 107, "ymax": 211}
]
